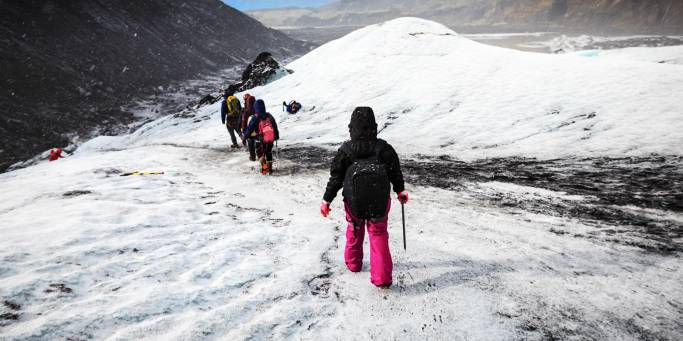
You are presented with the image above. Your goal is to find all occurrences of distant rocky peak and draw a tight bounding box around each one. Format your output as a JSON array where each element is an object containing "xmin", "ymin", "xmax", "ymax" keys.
[{"xmin": 228, "ymin": 52, "xmax": 293, "ymax": 93}]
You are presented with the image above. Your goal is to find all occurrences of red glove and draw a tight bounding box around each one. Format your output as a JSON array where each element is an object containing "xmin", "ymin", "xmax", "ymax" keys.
[
  {"xmin": 398, "ymin": 191, "xmax": 409, "ymax": 204},
  {"xmin": 320, "ymin": 201, "xmax": 331, "ymax": 217}
]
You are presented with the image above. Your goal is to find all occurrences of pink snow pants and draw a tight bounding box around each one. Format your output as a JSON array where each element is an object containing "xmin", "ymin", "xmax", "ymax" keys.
[{"xmin": 343, "ymin": 200, "xmax": 393, "ymax": 287}]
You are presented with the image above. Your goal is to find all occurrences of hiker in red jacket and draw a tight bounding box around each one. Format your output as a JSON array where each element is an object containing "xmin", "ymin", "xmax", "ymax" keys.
[
  {"xmin": 320, "ymin": 107, "xmax": 408, "ymax": 288},
  {"xmin": 240, "ymin": 94, "xmax": 258, "ymax": 161}
]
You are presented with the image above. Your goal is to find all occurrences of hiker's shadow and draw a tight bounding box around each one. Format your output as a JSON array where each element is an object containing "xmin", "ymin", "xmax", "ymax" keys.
[{"xmin": 393, "ymin": 259, "xmax": 508, "ymax": 295}]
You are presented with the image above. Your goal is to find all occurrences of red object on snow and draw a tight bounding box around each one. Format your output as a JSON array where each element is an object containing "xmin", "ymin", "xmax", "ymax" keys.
[{"xmin": 48, "ymin": 148, "xmax": 62, "ymax": 161}]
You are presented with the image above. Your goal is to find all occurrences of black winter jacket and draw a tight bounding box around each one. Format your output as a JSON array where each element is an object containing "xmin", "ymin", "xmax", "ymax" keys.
[{"xmin": 323, "ymin": 138, "xmax": 405, "ymax": 203}]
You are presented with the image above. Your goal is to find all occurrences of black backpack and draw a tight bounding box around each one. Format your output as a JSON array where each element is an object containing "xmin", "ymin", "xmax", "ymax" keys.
[{"xmin": 343, "ymin": 140, "xmax": 391, "ymax": 219}]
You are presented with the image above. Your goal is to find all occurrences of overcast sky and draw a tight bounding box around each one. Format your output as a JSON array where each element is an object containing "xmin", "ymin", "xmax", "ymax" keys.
[{"xmin": 224, "ymin": 0, "xmax": 334, "ymax": 10}]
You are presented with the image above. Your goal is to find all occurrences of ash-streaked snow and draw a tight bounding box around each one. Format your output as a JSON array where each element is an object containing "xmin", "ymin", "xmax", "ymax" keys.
[{"xmin": 1, "ymin": 18, "xmax": 681, "ymax": 340}]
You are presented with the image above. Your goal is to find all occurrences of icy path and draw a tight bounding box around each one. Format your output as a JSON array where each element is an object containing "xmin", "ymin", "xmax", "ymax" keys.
[
  {"xmin": 1, "ymin": 144, "xmax": 681, "ymax": 340},
  {"xmin": 1, "ymin": 145, "xmax": 333, "ymax": 340}
]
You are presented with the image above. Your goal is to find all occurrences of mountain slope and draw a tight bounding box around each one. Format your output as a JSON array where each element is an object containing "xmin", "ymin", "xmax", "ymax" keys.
[
  {"xmin": 78, "ymin": 17, "xmax": 683, "ymax": 159},
  {"xmin": 244, "ymin": 18, "xmax": 681, "ymax": 160},
  {"xmin": 0, "ymin": 18, "xmax": 681, "ymax": 340},
  {"xmin": 249, "ymin": 0, "xmax": 683, "ymax": 33},
  {"xmin": 0, "ymin": 0, "xmax": 309, "ymax": 172}
]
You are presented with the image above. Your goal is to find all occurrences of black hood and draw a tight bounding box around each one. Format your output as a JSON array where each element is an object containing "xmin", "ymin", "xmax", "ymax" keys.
[
  {"xmin": 346, "ymin": 107, "xmax": 379, "ymax": 158},
  {"xmin": 348, "ymin": 107, "xmax": 377, "ymax": 141}
]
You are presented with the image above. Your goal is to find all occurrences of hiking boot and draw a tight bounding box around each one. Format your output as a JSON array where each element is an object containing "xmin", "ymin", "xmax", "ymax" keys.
[
  {"xmin": 260, "ymin": 162, "xmax": 269, "ymax": 175},
  {"xmin": 267, "ymin": 161, "xmax": 273, "ymax": 175},
  {"xmin": 249, "ymin": 155, "xmax": 256, "ymax": 162}
]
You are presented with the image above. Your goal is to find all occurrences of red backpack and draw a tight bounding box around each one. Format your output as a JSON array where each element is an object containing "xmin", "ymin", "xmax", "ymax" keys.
[{"xmin": 259, "ymin": 115, "xmax": 275, "ymax": 143}]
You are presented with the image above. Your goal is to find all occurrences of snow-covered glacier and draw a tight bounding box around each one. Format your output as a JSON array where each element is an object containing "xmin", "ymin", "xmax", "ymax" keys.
[{"xmin": 1, "ymin": 18, "xmax": 681, "ymax": 340}]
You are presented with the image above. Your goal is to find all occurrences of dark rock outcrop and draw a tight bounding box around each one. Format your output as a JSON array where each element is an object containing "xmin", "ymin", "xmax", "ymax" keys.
[
  {"xmin": 0, "ymin": 0, "xmax": 310, "ymax": 172},
  {"xmin": 227, "ymin": 52, "xmax": 293, "ymax": 94}
]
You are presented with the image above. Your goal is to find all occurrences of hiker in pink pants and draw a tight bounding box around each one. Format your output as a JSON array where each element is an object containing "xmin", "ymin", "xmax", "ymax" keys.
[
  {"xmin": 320, "ymin": 107, "xmax": 408, "ymax": 288},
  {"xmin": 343, "ymin": 200, "xmax": 394, "ymax": 286}
]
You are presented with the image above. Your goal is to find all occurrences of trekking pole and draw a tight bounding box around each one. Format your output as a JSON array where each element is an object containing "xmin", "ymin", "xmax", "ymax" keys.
[{"xmin": 401, "ymin": 202, "xmax": 406, "ymax": 251}]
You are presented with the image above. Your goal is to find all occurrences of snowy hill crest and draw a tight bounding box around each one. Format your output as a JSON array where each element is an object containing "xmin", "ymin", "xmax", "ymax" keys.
[
  {"xmin": 251, "ymin": 17, "xmax": 682, "ymax": 160},
  {"xmin": 78, "ymin": 17, "xmax": 683, "ymax": 160}
]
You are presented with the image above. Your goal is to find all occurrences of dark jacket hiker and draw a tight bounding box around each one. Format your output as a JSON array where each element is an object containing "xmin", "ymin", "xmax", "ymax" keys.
[
  {"xmin": 320, "ymin": 107, "xmax": 408, "ymax": 288},
  {"xmin": 221, "ymin": 94, "xmax": 242, "ymax": 148},
  {"xmin": 243, "ymin": 99, "xmax": 280, "ymax": 174},
  {"xmin": 240, "ymin": 94, "xmax": 258, "ymax": 160},
  {"xmin": 241, "ymin": 94, "xmax": 256, "ymax": 133}
]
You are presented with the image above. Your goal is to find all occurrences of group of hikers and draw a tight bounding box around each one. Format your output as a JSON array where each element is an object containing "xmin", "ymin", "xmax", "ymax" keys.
[
  {"xmin": 48, "ymin": 92, "xmax": 410, "ymax": 288},
  {"xmin": 220, "ymin": 91, "xmax": 280, "ymax": 175},
  {"xmin": 220, "ymin": 96, "xmax": 410, "ymax": 288}
]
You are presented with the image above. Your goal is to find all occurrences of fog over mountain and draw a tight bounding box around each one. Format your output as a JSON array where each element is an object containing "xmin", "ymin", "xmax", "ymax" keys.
[
  {"xmin": 249, "ymin": 0, "xmax": 683, "ymax": 33},
  {"xmin": 0, "ymin": 0, "xmax": 309, "ymax": 171}
]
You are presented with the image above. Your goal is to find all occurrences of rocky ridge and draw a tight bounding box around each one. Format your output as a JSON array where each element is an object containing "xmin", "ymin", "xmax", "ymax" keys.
[{"xmin": 0, "ymin": 0, "xmax": 311, "ymax": 172}]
